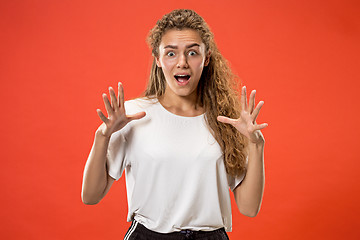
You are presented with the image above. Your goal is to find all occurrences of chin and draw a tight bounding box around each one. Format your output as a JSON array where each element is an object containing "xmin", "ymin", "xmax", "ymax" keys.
[
  {"xmin": 166, "ymin": 80, "xmax": 198, "ymax": 98},
  {"xmin": 174, "ymin": 89, "xmax": 197, "ymax": 98}
]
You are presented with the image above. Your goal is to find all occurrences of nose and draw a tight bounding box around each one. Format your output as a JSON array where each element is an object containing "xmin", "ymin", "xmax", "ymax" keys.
[{"xmin": 177, "ymin": 54, "xmax": 189, "ymax": 68}]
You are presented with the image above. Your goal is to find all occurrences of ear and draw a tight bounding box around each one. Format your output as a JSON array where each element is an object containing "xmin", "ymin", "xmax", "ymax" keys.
[
  {"xmin": 204, "ymin": 50, "xmax": 211, "ymax": 66},
  {"xmin": 155, "ymin": 56, "xmax": 162, "ymax": 68}
]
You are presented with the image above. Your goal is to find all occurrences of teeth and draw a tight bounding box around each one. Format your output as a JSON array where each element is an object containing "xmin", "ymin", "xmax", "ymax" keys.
[{"xmin": 174, "ymin": 74, "xmax": 190, "ymax": 83}]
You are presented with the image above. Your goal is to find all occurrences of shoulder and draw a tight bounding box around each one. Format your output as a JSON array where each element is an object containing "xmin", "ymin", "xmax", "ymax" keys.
[{"xmin": 124, "ymin": 96, "xmax": 158, "ymax": 114}]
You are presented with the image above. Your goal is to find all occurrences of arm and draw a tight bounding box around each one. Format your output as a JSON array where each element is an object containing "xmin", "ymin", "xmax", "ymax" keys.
[
  {"xmin": 81, "ymin": 128, "xmax": 115, "ymax": 205},
  {"xmin": 217, "ymin": 86, "xmax": 267, "ymax": 217},
  {"xmin": 233, "ymin": 139, "xmax": 265, "ymax": 217},
  {"xmin": 81, "ymin": 82, "xmax": 145, "ymax": 205}
]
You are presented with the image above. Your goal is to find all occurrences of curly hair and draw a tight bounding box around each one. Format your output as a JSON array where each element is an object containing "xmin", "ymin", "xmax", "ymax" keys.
[{"xmin": 144, "ymin": 9, "xmax": 247, "ymax": 177}]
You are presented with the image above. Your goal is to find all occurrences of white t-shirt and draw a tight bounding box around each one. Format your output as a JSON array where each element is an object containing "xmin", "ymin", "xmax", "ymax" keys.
[{"xmin": 107, "ymin": 97, "xmax": 246, "ymax": 233}]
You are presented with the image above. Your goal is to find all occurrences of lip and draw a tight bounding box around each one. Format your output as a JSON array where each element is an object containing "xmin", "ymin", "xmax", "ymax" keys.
[
  {"xmin": 175, "ymin": 76, "xmax": 191, "ymax": 86},
  {"xmin": 174, "ymin": 72, "xmax": 191, "ymax": 76},
  {"xmin": 173, "ymin": 72, "xmax": 191, "ymax": 86}
]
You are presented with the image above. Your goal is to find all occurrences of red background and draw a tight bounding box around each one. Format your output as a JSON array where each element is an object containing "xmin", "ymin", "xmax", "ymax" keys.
[{"xmin": 1, "ymin": 0, "xmax": 359, "ymax": 239}]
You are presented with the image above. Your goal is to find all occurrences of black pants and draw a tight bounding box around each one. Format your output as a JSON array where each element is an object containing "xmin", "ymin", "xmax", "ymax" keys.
[{"xmin": 124, "ymin": 220, "xmax": 230, "ymax": 240}]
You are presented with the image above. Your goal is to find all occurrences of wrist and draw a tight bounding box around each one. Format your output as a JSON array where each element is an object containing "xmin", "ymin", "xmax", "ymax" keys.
[
  {"xmin": 95, "ymin": 127, "xmax": 111, "ymax": 140},
  {"xmin": 247, "ymin": 138, "xmax": 265, "ymax": 149}
]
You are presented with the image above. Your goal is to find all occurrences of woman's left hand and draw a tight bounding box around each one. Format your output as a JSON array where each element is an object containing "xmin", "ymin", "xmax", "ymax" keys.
[{"xmin": 217, "ymin": 86, "xmax": 268, "ymax": 144}]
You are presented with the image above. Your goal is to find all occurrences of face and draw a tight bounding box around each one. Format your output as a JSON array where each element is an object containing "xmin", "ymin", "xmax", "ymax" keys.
[{"xmin": 155, "ymin": 29, "xmax": 210, "ymax": 99}]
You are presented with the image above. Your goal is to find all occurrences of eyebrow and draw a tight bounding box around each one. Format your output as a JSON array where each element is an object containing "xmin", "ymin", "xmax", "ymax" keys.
[{"xmin": 163, "ymin": 43, "xmax": 200, "ymax": 49}]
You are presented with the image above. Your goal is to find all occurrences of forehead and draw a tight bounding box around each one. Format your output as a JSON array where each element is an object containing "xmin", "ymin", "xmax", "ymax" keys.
[{"xmin": 159, "ymin": 29, "xmax": 204, "ymax": 47}]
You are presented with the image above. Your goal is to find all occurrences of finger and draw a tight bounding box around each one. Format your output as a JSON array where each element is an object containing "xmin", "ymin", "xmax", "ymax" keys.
[
  {"xmin": 255, "ymin": 123, "xmax": 268, "ymax": 130},
  {"xmin": 118, "ymin": 82, "xmax": 125, "ymax": 110},
  {"xmin": 217, "ymin": 116, "xmax": 237, "ymax": 126},
  {"xmin": 102, "ymin": 93, "xmax": 114, "ymax": 115},
  {"xmin": 127, "ymin": 111, "xmax": 146, "ymax": 121},
  {"xmin": 248, "ymin": 90, "xmax": 256, "ymax": 114},
  {"xmin": 109, "ymin": 87, "xmax": 118, "ymax": 111},
  {"xmin": 241, "ymin": 86, "xmax": 248, "ymax": 111},
  {"xmin": 251, "ymin": 101, "xmax": 264, "ymax": 122},
  {"xmin": 96, "ymin": 109, "xmax": 109, "ymax": 124}
]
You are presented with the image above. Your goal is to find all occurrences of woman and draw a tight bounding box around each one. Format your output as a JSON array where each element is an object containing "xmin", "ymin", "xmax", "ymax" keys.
[{"xmin": 82, "ymin": 9, "xmax": 267, "ymax": 240}]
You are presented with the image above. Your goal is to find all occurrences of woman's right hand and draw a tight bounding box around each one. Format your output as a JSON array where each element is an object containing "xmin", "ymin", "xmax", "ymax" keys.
[{"xmin": 96, "ymin": 82, "xmax": 146, "ymax": 138}]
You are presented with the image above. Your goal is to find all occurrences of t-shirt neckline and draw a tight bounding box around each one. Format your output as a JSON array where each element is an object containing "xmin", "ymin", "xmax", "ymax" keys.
[{"xmin": 155, "ymin": 100, "xmax": 205, "ymax": 119}]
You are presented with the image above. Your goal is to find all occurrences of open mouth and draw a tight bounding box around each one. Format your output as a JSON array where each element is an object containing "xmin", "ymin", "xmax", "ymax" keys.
[{"xmin": 174, "ymin": 74, "xmax": 191, "ymax": 83}]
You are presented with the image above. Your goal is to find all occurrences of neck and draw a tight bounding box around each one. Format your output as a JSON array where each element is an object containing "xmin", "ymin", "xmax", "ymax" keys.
[{"xmin": 159, "ymin": 88, "xmax": 204, "ymax": 117}]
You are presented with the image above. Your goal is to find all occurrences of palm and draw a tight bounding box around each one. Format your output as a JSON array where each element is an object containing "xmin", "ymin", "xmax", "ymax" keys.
[
  {"xmin": 96, "ymin": 82, "xmax": 146, "ymax": 137},
  {"xmin": 217, "ymin": 86, "xmax": 267, "ymax": 144}
]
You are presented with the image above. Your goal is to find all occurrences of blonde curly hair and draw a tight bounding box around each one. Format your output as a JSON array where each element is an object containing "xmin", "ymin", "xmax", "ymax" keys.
[{"xmin": 144, "ymin": 9, "xmax": 247, "ymax": 177}]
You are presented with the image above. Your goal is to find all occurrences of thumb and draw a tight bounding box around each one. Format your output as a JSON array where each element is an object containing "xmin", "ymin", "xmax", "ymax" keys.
[
  {"xmin": 127, "ymin": 111, "xmax": 146, "ymax": 121},
  {"xmin": 217, "ymin": 116, "xmax": 237, "ymax": 125}
]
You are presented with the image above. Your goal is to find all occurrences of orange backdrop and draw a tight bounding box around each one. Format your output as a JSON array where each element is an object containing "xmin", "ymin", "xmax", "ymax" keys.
[{"xmin": 1, "ymin": 0, "xmax": 359, "ymax": 239}]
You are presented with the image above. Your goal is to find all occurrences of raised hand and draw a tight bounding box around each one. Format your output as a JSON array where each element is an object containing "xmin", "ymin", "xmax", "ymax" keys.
[
  {"xmin": 96, "ymin": 82, "xmax": 146, "ymax": 138},
  {"xmin": 217, "ymin": 86, "xmax": 268, "ymax": 144}
]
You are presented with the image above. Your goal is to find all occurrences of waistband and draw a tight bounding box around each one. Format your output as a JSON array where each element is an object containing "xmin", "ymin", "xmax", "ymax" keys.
[{"xmin": 129, "ymin": 220, "xmax": 227, "ymax": 239}]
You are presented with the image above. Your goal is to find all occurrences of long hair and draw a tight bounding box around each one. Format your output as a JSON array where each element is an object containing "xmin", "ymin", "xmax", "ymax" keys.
[{"xmin": 144, "ymin": 9, "xmax": 247, "ymax": 177}]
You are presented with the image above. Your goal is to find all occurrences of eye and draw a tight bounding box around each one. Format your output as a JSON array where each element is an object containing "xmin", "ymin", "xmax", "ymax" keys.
[
  {"xmin": 167, "ymin": 52, "xmax": 175, "ymax": 57},
  {"xmin": 188, "ymin": 51, "xmax": 197, "ymax": 56}
]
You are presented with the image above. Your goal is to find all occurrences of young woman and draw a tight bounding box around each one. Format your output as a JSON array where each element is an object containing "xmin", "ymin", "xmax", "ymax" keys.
[{"xmin": 82, "ymin": 9, "xmax": 267, "ymax": 240}]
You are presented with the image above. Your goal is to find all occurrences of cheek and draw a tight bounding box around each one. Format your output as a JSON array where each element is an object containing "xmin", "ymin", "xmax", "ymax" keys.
[
  {"xmin": 191, "ymin": 59, "xmax": 205, "ymax": 73},
  {"xmin": 160, "ymin": 59, "xmax": 176, "ymax": 73},
  {"xmin": 160, "ymin": 60, "xmax": 176, "ymax": 83}
]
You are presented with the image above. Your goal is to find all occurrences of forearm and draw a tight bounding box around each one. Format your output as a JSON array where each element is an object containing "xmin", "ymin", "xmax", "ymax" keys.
[
  {"xmin": 81, "ymin": 129, "xmax": 110, "ymax": 204},
  {"xmin": 235, "ymin": 140, "xmax": 265, "ymax": 217}
]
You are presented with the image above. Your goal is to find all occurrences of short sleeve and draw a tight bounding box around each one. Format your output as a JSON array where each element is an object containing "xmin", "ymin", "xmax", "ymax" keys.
[
  {"xmin": 106, "ymin": 129, "xmax": 129, "ymax": 181},
  {"xmin": 227, "ymin": 156, "xmax": 248, "ymax": 191},
  {"xmin": 227, "ymin": 172, "xmax": 245, "ymax": 192}
]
